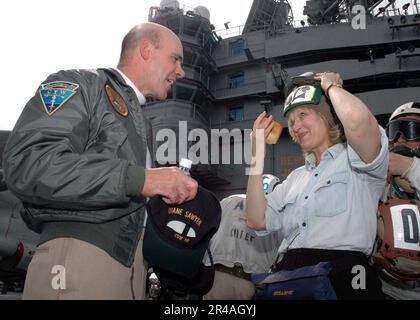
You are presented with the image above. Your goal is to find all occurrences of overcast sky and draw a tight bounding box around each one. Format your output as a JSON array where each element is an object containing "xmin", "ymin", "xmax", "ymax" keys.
[{"xmin": 0, "ymin": 0, "xmax": 412, "ymax": 130}]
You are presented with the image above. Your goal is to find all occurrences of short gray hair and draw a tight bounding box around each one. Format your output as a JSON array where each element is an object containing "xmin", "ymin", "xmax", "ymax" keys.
[{"xmin": 119, "ymin": 25, "xmax": 161, "ymax": 63}]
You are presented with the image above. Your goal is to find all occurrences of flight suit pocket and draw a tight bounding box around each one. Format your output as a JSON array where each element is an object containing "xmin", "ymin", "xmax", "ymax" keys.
[
  {"xmin": 89, "ymin": 120, "xmax": 128, "ymax": 157},
  {"xmin": 313, "ymin": 172, "xmax": 348, "ymax": 217}
]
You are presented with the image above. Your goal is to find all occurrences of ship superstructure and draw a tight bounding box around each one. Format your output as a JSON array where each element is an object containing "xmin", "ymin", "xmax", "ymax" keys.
[{"xmin": 147, "ymin": 0, "xmax": 420, "ymax": 199}]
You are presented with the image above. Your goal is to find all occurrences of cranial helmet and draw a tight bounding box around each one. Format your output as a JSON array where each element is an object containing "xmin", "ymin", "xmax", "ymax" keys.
[
  {"xmin": 262, "ymin": 174, "xmax": 281, "ymax": 195},
  {"xmin": 389, "ymin": 102, "xmax": 420, "ymax": 122},
  {"xmin": 387, "ymin": 103, "xmax": 420, "ymax": 195},
  {"xmin": 283, "ymin": 85, "xmax": 337, "ymax": 127},
  {"xmin": 372, "ymin": 199, "xmax": 420, "ymax": 283}
]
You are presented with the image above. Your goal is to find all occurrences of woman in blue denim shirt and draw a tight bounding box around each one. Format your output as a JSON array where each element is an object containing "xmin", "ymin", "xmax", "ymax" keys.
[{"xmin": 246, "ymin": 72, "xmax": 389, "ymax": 299}]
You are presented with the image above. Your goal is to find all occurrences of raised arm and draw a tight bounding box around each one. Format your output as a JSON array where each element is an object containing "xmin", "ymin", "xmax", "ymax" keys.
[
  {"xmin": 315, "ymin": 72, "xmax": 381, "ymax": 164},
  {"xmin": 246, "ymin": 112, "xmax": 274, "ymax": 230}
]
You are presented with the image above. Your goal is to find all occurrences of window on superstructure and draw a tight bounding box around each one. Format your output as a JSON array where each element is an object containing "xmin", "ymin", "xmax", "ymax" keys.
[
  {"xmin": 230, "ymin": 39, "xmax": 245, "ymax": 56},
  {"xmin": 176, "ymin": 85, "xmax": 194, "ymax": 102},
  {"xmin": 229, "ymin": 72, "xmax": 245, "ymax": 88},
  {"xmin": 183, "ymin": 49, "xmax": 197, "ymax": 66},
  {"xmin": 228, "ymin": 105, "xmax": 244, "ymax": 122},
  {"xmin": 183, "ymin": 19, "xmax": 198, "ymax": 37},
  {"xmin": 167, "ymin": 17, "xmax": 180, "ymax": 35}
]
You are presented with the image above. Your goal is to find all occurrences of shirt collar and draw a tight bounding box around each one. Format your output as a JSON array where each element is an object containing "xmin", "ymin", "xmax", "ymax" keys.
[
  {"xmin": 305, "ymin": 143, "xmax": 345, "ymax": 170},
  {"xmin": 114, "ymin": 68, "xmax": 146, "ymax": 105}
]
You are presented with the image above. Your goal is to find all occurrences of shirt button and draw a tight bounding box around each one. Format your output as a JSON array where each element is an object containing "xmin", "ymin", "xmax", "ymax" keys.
[
  {"xmin": 327, "ymin": 180, "xmax": 331, "ymax": 184},
  {"xmin": 315, "ymin": 173, "xmax": 319, "ymax": 177},
  {"xmin": 302, "ymin": 222, "xmax": 306, "ymax": 227},
  {"xmin": 305, "ymin": 196, "xmax": 308, "ymax": 200}
]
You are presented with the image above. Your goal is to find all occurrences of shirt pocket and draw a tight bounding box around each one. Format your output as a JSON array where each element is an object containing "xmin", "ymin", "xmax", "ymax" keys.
[
  {"xmin": 313, "ymin": 171, "xmax": 348, "ymax": 217},
  {"xmin": 277, "ymin": 193, "xmax": 300, "ymax": 245},
  {"xmin": 277, "ymin": 193, "xmax": 299, "ymax": 219}
]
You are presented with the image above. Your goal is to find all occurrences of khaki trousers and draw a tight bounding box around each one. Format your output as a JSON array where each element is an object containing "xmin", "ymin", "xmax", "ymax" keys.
[
  {"xmin": 203, "ymin": 270, "xmax": 255, "ymax": 300},
  {"xmin": 22, "ymin": 235, "xmax": 147, "ymax": 300}
]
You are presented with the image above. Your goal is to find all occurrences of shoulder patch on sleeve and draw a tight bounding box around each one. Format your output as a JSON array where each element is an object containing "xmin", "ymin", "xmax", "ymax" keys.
[{"xmin": 39, "ymin": 81, "xmax": 79, "ymax": 115}]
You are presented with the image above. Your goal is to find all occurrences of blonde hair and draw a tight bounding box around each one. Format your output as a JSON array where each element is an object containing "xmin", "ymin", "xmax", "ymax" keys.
[{"xmin": 287, "ymin": 108, "xmax": 345, "ymax": 146}]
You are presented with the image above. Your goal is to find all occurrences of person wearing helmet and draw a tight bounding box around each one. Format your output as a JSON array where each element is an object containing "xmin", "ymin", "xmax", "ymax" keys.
[
  {"xmin": 387, "ymin": 102, "xmax": 420, "ymax": 200},
  {"xmin": 246, "ymin": 71, "xmax": 389, "ymax": 299},
  {"xmin": 373, "ymin": 102, "xmax": 420, "ymax": 300},
  {"xmin": 202, "ymin": 174, "xmax": 283, "ymax": 300}
]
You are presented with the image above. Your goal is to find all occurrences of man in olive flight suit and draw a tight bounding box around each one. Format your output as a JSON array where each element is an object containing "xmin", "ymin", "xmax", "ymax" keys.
[{"xmin": 3, "ymin": 22, "xmax": 198, "ymax": 300}]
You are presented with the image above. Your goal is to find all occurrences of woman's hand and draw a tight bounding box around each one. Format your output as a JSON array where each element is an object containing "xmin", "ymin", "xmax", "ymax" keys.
[
  {"xmin": 251, "ymin": 111, "xmax": 275, "ymax": 158},
  {"xmin": 314, "ymin": 72, "xmax": 343, "ymax": 94}
]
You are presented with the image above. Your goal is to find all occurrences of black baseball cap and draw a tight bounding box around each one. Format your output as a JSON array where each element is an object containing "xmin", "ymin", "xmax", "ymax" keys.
[{"xmin": 143, "ymin": 186, "xmax": 221, "ymax": 279}]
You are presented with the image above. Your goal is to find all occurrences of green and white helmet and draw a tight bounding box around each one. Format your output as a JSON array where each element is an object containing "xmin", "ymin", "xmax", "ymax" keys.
[
  {"xmin": 283, "ymin": 84, "xmax": 339, "ymax": 128},
  {"xmin": 283, "ymin": 85, "xmax": 323, "ymax": 117}
]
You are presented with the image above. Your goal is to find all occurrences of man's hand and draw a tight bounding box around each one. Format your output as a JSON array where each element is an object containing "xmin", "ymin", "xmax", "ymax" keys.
[
  {"xmin": 142, "ymin": 167, "xmax": 198, "ymax": 204},
  {"xmin": 389, "ymin": 152, "xmax": 414, "ymax": 177}
]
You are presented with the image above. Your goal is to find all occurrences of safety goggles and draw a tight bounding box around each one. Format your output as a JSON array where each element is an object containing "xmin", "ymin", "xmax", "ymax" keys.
[{"xmin": 386, "ymin": 119, "xmax": 420, "ymax": 142}]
